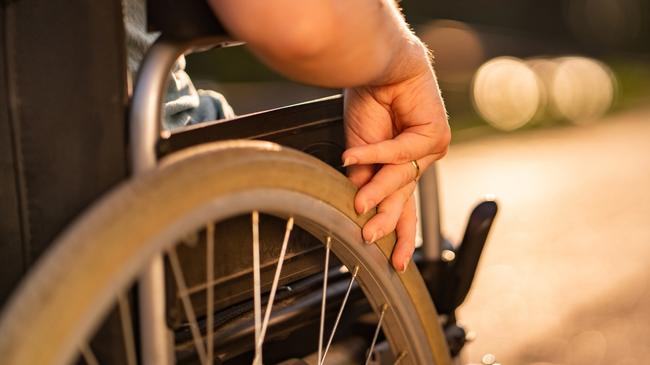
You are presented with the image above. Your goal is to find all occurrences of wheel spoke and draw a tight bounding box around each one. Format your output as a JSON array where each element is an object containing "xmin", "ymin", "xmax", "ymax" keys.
[
  {"xmin": 168, "ymin": 247, "xmax": 208, "ymax": 365},
  {"xmin": 117, "ymin": 293, "xmax": 137, "ymax": 365},
  {"xmin": 256, "ymin": 217, "xmax": 294, "ymax": 353},
  {"xmin": 80, "ymin": 343, "xmax": 100, "ymax": 365},
  {"xmin": 317, "ymin": 236, "xmax": 331, "ymax": 364},
  {"xmin": 364, "ymin": 304, "xmax": 388, "ymax": 365},
  {"xmin": 393, "ymin": 351, "xmax": 407, "ymax": 365},
  {"xmin": 319, "ymin": 265, "xmax": 359, "ymax": 365},
  {"xmin": 252, "ymin": 211, "xmax": 263, "ymax": 365},
  {"xmin": 206, "ymin": 223, "xmax": 216, "ymax": 365}
]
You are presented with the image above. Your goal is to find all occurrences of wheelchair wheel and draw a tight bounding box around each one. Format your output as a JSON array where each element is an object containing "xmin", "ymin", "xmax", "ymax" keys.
[{"xmin": 0, "ymin": 141, "xmax": 451, "ymax": 365}]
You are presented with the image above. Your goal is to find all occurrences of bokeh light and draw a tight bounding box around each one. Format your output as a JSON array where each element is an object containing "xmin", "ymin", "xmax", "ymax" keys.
[
  {"xmin": 418, "ymin": 20, "xmax": 484, "ymax": 87},
  {"xmin": 525, "ymin": 58, "xmax": 560, "ymax": 121},
  {"xmin": 471, "ymin": 57, "xmax": 542, "ymax": 131},
  {"xmin": 550, "ymin": 57, "xmax": 616, "ymax": 124}
]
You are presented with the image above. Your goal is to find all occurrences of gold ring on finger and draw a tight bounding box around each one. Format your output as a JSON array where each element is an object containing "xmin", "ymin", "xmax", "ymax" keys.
[{"xmin": 411, "ymin": 160, "xmax": 420, "ymax": 182}]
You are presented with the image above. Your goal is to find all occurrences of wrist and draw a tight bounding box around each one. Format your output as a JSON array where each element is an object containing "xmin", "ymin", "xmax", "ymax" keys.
[{"xmin": 372, "ymin": 34, "xmax": 432, "ymax": 86}]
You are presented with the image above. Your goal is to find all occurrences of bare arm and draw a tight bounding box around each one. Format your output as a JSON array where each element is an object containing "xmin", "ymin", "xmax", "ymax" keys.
[
  {"xmin": 208, "ymin": 0, "xmax": 450, "ymax": 273},
  {"xmin": 207, "ymin": 0, "xmax": 428, "ymax": 88}
]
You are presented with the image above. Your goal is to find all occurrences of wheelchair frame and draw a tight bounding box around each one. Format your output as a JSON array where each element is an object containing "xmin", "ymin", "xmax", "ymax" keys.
[
  {"xmin": 0, "ymin": 0, "xmax": 498, "ymax": 362},
  {"xmin": 130, "ymin": 34, "xmax": 446, "ymax": 364}
]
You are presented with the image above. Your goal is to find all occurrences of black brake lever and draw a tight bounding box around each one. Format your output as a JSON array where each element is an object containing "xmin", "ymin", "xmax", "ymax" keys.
[
  {"xmin": 449, "ymin": 199, "xmax": 498, "ymax": 311},
  {"xmin": 420, "ymin": 199, "xmax": 498, "ymax": 316},
  {"xmin": 414, "ymin": 198, "xmax": 498, "ymax": 357}
]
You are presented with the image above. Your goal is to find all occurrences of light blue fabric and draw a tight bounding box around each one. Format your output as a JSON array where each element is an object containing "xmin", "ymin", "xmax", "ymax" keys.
[{"xmin": 123, "ymin": 0, "xmax": 235, "ymax": 130}]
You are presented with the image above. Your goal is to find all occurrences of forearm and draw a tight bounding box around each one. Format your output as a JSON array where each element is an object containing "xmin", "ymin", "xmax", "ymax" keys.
[{"xmin": 208, "ymin": 0, "xmax": 429, "ymax": 88}]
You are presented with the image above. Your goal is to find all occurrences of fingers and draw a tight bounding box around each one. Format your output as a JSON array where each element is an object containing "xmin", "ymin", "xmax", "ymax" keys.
[
  {"xmin": 360, "ymin": 184, "xmax": 417, "ymax": 273},
  {"xmin": 347, "ymin": 164, "xmax": 374, "ymax": 188},
  {"xmin": 391, "ymin": 196, "xmax": 417, "ymax": 273},
  {"xmin": 353, "ymin": 154, "xmax": 437, "ymax": 214},
  {"xmin": 362, "ymin": 182, "xmax": 416, "ymax": 244},
  {"xmin": 342, "ymin": 124, "xmax": 450, "ymax": 166}
]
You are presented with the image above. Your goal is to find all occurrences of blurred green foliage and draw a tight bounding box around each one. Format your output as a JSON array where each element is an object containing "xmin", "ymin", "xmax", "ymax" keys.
[{"xmin": 187, "ymin": 45, "xmax": 283, "ymax": 82}]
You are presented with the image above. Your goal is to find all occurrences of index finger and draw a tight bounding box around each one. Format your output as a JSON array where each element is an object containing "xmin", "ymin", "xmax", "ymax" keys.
[{"xmin": 342, "ymin": 127, "xmax": 449, "ymax": 166}]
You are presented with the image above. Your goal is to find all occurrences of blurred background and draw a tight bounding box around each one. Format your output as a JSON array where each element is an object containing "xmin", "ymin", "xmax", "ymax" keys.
[{"xmin": 185, "ymin": 1, "xmax": 650, "ymax": 364}]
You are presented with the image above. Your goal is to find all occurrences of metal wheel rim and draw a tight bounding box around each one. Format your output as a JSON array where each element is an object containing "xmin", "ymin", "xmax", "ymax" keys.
[
  {"xmin": 95, "ymin": 189, "xmax": 434, "ymax": 365},
  {"xmin": 0, "ymin": 142, "xmax": 447, "ymax": 365}
]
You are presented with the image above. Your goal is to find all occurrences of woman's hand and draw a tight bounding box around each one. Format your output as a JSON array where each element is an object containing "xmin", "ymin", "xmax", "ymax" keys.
[
  {"xmin": 210, "ymin": 0, "xmax": 450, "ymax": 272},
  {"xmin": 342, "ymin": 45, "xmax": 450, "ymax": 272}
]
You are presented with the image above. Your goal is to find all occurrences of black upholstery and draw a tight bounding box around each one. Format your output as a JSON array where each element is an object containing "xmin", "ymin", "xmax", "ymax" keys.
[
  {"xmin": 0, "ymin": 1, "xmax": 24, "ymax": 310},
  {"xmin": 1, "ymin": 1, "xmax": 130, "ymax": 363},
  {"xmin": 0, "ymin": 0, "xmax": 128, "ymax": 304},
  {"xmin": 147, "ymin": 0, "xmax": 229, "ymax": 39}
]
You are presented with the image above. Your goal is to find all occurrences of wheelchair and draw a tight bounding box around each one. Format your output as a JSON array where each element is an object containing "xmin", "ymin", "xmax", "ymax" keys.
[{"xmin": 0, "ymin": 1, "xmax": 497, "ymax": 364}]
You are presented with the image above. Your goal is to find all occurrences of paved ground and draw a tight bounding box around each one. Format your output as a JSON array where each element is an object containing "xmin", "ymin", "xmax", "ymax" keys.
[{"xmin": 436, "ymin": 107, "xmax": 650, "ymax": 365}]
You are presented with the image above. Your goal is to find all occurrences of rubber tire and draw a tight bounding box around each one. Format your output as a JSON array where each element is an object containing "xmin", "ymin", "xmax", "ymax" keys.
[{"xmin": 0, "ymin": 140, "xmax": 451, "ymax": 365}]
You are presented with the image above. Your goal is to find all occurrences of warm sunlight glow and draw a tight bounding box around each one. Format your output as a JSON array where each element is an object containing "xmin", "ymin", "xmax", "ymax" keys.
[
  {"xmin": 419, "ymin": 20, "xmax": 484, "ymax": 86},
  {"xmin": 472, "ymin": 57, "xmax": 541, "ymax": 131},
  {"xmin": 551, "ymin": 57, "xmax": 616, "ymax": 124}
]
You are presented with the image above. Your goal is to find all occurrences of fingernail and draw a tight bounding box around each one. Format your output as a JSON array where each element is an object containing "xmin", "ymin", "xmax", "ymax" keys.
[
  {"xmin": 342, "ymin": 156, "xmax": 358, "ymax": 167},
  {"xmin": 365, "ymin": 231, "xmax": 377, "ymax": 244},
  {"xmin": 357, "ymin": 202, "xmax": 367, "ymax": 215},
  {"xmin": 400, "ymin": 256, "xmax": 411, "ymax": 273},
  {"xmin": 361, "ymin": 201, "xmax": 373, "ymax": 215}
]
